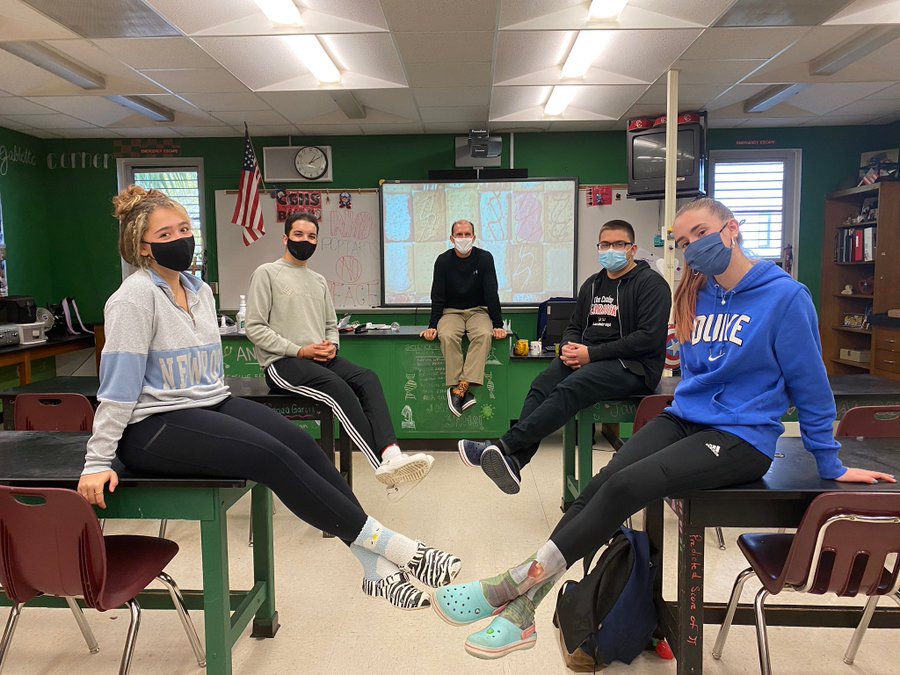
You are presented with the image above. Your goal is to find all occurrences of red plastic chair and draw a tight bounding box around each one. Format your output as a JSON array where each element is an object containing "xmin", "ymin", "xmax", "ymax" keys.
[
  {"xmin": 712, "ymin": 492, "xmax": 900, "ymax": 674},
  {"xmin": 632, "ymin": 394, "xmax": 727, "ymax": 550},
  {"xmin": 13, "ymin": 394, "xmax": 95, "ymax": 432},
  {"xmin": 836, "ymin": 405, "xmax": 900, "ymax": 439},
  {"xmin": 0, "ymin": 486, "xmax": 205, "ymax": 674}
]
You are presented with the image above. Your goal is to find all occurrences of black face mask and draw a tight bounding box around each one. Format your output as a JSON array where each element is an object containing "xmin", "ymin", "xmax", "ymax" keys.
[
  {"xmin": 147, "ymin": 235, "xmax": 195, "ymax": 272},
  {"xmin": 287, "ymin": 239, "xmax": 316, "ymax": 261}
]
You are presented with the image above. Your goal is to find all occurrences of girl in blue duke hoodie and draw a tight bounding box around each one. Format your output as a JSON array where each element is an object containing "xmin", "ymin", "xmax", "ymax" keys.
[{"xmin": 430, "ymin": 197, "xmax": 894, "ymax": 660}]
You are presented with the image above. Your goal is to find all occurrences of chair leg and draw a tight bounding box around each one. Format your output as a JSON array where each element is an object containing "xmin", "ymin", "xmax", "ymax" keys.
[
  {"xmin": 753, "ymin": 587, "xmax": 773, "ymax": 675},
  {"xmin": 248, "ymin": 501, "xmax": 254, "ymax": 547},
  {"xmin": 712, "ymin": 566, "xmax": 755, "ymax": 659},
  {"xmin": 157, "ymin": 572, "xmax": 206, "ymax": 667},
  {"xmin": 118, "ymin": 599, "xmax": 141, "ymax": 675},
  {"xmin": 844, "ymin": 595, "xmax": 879, "ymax": 665},
  {"xmin": 158, "ymin": 519, "xmax": 168, "ymax": 539},
  {"xmin": 65, "ymin": 596, "xmax": 99, "ymax": 654},
  {"xmin": 0, "ymin": 602, "xmax": 23, "ymax": 673},
  {"xmin": 715, "ymin": 526, "xmax": 726, "ymax": 550}
]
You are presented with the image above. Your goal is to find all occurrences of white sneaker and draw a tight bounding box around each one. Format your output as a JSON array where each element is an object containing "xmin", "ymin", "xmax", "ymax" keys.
[{"xmin": 375, "ymin": 452, "xmax": 434, "ymax": 491}]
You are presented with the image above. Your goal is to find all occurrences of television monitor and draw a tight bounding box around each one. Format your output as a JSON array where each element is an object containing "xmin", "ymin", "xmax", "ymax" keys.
[
  {"xmin": 380, "ymin": 178, "xmax": 578, "ymax": 306},
  {"xmin": 626, "ymin": 119, "xmax": 707, "ymax": 201}
]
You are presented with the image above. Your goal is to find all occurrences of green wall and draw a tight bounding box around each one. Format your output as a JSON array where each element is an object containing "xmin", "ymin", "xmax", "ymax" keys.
[{"xmin": 3, "ymin": 123, "xmax": 897, "ymax": 322}]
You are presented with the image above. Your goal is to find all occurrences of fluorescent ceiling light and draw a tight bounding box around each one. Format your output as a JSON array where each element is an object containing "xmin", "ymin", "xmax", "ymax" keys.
[
  {"xmin": 544, "ymin": 86, "xmax": 578, "ymax": 116},
  {"xmin": 107, "ymin": 95, "xmax": 175, "ymax": 122},
  {"xmin": 743, "ymin": 84, "xmax": 808, "ymax": 113},
  {"xmin": 285, "ymin": 35, "xmax": 341, "ymax": 84},
  {"xmin": 589, "ymin": 0, "xmax": 628, "ymax": 20},
  {"xmin": 254, "ymin": 0, "xmax": 303, "ymax": 27},
  {"xmin": 0, "ymin": 41, "xmax": 105, "ymax": 89},
  {"xmin": 561, "ymin": 31, "xmax": 610, "ymax": 79},
  {"xmin": 809, "ymin": 26, "xmax": 900, "ymax": 76}
]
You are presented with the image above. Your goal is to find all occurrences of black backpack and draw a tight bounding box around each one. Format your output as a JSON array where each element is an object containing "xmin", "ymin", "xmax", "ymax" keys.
[{"xmin": 553, "ymin": 527, "xmax": 659, "ymax": 670}]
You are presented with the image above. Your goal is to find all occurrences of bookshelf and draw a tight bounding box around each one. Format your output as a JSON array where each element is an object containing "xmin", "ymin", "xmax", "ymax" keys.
[{"xmin": 820, "ymin": 181, "xmax": 900, "ymax": 381}]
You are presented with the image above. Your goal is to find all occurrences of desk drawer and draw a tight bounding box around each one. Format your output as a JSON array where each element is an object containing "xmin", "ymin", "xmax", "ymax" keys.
[
  {"xmin": 875, "ymin": 335, "xmax": 899, "ymax": 352},
  {"xmin": 874, "ymin": 349, "xmax": 900, "ymax": 374}
]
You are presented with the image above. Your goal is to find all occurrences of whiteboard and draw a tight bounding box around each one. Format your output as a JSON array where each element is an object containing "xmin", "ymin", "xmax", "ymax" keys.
[{"xmin": 215, "ymin": 189, "xmax": 380, "ymax": 311}]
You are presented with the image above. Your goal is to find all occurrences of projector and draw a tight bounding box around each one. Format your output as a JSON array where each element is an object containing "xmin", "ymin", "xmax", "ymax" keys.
[{"xmin": 468, "ymin": 129, "xmax": 501, "ymax": 158}]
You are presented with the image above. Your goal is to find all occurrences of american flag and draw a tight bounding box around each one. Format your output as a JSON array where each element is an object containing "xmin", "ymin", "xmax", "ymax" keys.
[
  {"xmin": 861, "ymin": 167, "xmax": 879, "ymax": 185},
  {"xmin": 232, "ymin": 128, "xmax": 265, "ymax": 246}
]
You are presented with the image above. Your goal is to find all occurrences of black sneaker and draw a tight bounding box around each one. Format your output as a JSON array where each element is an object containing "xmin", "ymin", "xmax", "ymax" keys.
[
  {"xmin": 447, "ymin": 384, "xmax": 469, "ymax": 417},
  {"xmin": 481, "ymin": 446, "xmax": 521, "ymax": 495},
  {"xmin": 461, "ymin": 390, "xmax": 476, "ymax": 412}
]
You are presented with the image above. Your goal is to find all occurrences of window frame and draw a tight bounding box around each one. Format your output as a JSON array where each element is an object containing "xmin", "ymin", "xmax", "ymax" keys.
[
  {"xmin": 709, "ymin": 148, "xmax": 802, "ymax": 277},
  {"xmin": 115, "ymin": 157, "xmax": 207, "ymax": 280}
]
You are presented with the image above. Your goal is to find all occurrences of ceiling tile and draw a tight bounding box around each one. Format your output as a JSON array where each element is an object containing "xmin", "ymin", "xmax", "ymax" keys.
[
  {"xmin": 21, "ymin": 0, "xmax": 180, "ymax": 37},
  {"xmin": 824, "ymin": 0, "xmax": 900, "ymax": 25},
  {"xmin": 24, "ymin": 95, "xmax": 134, "ymax": 125},
  {"xmin": 500, "ymin": 0, "xmax": 734, "ymax": 30},
  {"xmin": 0, "ymin": 116, "xmax": 35, "ymax": 132},
  {"xmin": 715, "ymin": 0, "xmax": 855, "ymax": 27},
  {"xmin": 140, "ymin": 68, "xmax": 250, "ymax": 93},
  {"xmin": 383, "ymin": 0, "xmax": 499, "ymax": 31},
  {"xmin": 801, "ymin": 114, "xmax": 887, "ymax": 125},
  {"xmin": 413, "ymin": 87, "xmax": 491, "ymax": 108},
  {"xmin": 672, "ymin": 59, "xmax": 769, "ymax": 85},
  {"xmin": 490, "ymin": 84, "xmax": 646, "ymax": 122},
  {"xmin": 179, "ymin": 92, "xmax": 273, "ymax": 111},
  {"xmin": 353, "ymin": 90, "xmax": 419, "ymax": 120},
  {"xmin": 394, "ymin": 32, "xmax": 494, "ymax": 64},
  {"xmin": 0, "ymin": 0, "xmax": 80, "ymax": 40},
  {"xmin": 788, "ymin": 81, "xmax": 897, "ymax": 114},
  {"xmin": 405, "ymin": 63, "xmax": 494, "ymax": 87},
  {"xmin": 111, "ymin": 126, "xmax": 178, "ymax": 136},
  {"xmin": 93, "ymin": 37, "xmax": 221, "ymax": 70},
  {"xmin": 829, "ymin": 96, "xmax": 900, "ymax": 116},
  {"xmin": 0, "ymin": 97, "xmax": 55, "ymax": 115},
  {"xmin": 865, "ymin": 82, "xmax": 900, "ymax": 99},
  {"xmin": 419, "ymin": 105, "xmax": 489, "ymax": 123},
  {"xmin": 2, "ymin": 112, "xmax": 95, "ymax": 128},
  {"xmin": 169, "ymin": 125, "xmax": 241, "ymax": 136},
  {"xmin": 211, "ymin": 109, "xmax": 292, "ymax": 125},
  {"xmin": 257, "ymin": 91, "xmax": 339, "ymax": 123},
  {"xmin": 43, "ymin": 127, "xmax": 120, "ymax": 137},
  {"xmin": 295, "ymin": 124, "xmax": 363, "ymax": 135},
  {"xmin": 423, "ymin": 122, "xmax": 479, "ymax": 133},
  {"xmin": 679, "ymin": 26, "xmax": 811, "ymax": 59},
  {"xmin": 634, "ymin": 83, "xmax": 731, "ymax": 108},
  {"xmin": 359, "ymin": 123, "xmax": 426, "ymax": 134},
  {"xmin": 546, "ymin": 120, "xmax": 621, "ymax": 131}
]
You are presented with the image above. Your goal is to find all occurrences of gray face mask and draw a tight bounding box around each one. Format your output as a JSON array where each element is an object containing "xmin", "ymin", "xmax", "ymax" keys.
[{"xmin": 453, "ymin": 238, "xmax": 474, "ymax": 254}]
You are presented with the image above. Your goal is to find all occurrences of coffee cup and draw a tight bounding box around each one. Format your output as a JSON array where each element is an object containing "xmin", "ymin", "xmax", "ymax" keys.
[{"xmin": 530, "ymin": 340, "xmax": 542, "ymax": 356}]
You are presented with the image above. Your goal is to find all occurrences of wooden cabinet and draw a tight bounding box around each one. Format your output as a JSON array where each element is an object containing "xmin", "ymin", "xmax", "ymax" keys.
[{"xmin": 820, "ymin": 182, "xmax": 900, "ymax": 381}]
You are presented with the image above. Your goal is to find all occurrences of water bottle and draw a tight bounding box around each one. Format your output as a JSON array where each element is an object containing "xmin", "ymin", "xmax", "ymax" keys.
[{"xmin": 236, "ymin": 295, "xmax": 247, "ymax": 334}]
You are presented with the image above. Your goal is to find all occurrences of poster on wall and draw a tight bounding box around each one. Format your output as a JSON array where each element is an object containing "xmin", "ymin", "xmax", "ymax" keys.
[{"xmin": 275, "ymin": 189, "xmax": 323, "ymax": 222}]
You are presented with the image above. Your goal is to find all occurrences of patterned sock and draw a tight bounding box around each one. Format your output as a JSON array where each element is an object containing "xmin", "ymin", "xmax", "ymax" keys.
[
  {"xmin": 497, "ymin": 572, "xmax": 563, "ymax": 630},
  {"xmin": 350, "ymin": 544, "xmax": 401, "ymax": 581},
  {"xmin": 480, "ymin": 540, "xmax": 567, "ymax": 608},
  {"xmin": 352, "ymin": 516, "xmax": 419, "ymax": 569},
  {"xmin": 381, "ymin": 444, "xmax": 402, "ymax": 461}
]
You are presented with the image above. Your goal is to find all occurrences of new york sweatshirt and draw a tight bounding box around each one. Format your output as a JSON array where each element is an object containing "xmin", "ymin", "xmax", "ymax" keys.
[
  {"xmin": 669, "ymin": 261, "xmax": 845, "ymax": 479},
  {"xmin": 82, "ymin": 269, "xmax": 229, "ymax": 475}
]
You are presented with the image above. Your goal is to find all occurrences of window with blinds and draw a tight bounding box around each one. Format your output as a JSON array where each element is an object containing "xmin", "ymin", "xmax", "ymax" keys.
[
  {"xmin": 132, "ymin": 168, "xmax": 205, "ymax": 278},
  {"xmin": 712, "ymin": 160, "xmax": 785, "ymax": 260}
]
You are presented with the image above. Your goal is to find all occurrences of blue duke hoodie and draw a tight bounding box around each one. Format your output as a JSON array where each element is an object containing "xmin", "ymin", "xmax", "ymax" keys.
[{"xmin": 669, "ymin": 261, "xmax": 845, "ymax": 479}]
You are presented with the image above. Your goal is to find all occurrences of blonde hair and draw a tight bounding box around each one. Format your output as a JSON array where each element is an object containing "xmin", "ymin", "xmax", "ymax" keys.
[
  {"xmin": 672, "ymin": 198, "xmax": 736, "ymax": 343},
  {"xmin": 113, "ymin": 185, "xmax": 189, "ymax": 268}
]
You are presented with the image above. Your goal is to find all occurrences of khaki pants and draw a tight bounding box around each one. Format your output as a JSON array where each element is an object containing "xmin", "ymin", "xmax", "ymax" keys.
[{"xmin": 437, "ymin": 307, "xmax": 493, "ymax": 386}]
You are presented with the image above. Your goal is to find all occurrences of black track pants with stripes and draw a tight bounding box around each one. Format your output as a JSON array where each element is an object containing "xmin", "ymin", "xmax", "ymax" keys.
[{"xmin": 266, "ymin": 356, "xmax": 397, "ymax": 470}]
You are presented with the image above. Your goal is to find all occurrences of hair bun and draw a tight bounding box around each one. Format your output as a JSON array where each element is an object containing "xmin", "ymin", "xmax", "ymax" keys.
[{"xmin": 112, "ymin": 185, "xmax": 150, "ymax": 221}]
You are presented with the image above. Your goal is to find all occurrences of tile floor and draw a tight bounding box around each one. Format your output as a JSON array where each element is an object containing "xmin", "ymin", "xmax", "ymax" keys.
[{"xmin": 3, "ymin": 433, "xmax": 898, "ymax": 674}]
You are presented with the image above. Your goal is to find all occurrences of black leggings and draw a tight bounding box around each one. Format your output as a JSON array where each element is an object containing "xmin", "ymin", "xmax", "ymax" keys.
[
  {"xmin": 117, "ymin": 396, "xmax": 367, "ymax": 543},
  {"xmin": 550, "ymin": 412, "xmax": 772, "ymax": 566}
]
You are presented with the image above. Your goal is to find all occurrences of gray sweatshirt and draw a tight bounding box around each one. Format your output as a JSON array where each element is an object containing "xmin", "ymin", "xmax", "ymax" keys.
[
  {"xmin": 246, "ymin": 259, "xmax": 339, "ymax": 369},
  {"xmin": 82, "ymin": 269, "xmax": 230, "ymax": 475}
]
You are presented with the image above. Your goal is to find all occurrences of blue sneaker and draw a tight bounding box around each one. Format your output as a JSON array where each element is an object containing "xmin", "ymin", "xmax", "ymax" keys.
[
  {"xmin": 457, "ymin": 439, "xmax": 490, "ymax": 468},
  {"xmin": 480, "ymin": 446, "xmax": 521, "ymax": 495}
]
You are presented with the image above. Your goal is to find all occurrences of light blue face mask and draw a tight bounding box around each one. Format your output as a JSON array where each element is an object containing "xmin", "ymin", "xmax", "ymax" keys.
[{"xmin": 598, "ymin": 250, "xmax": 629, "ymax": 273}]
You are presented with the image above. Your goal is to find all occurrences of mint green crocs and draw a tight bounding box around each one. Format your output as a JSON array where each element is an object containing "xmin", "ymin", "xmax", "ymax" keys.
[
  {"xmin": 432, "ymin": 581, "xmax": 506, "ymax": 626},
  {"xmin": 465, "ymin": 616, "xmax": 537, "ymax": 659}
]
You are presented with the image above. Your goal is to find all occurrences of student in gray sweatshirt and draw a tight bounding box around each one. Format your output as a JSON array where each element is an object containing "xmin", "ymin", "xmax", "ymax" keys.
[
  {"xmin": 246, "ymin": 212, "xmax": 434, "ymax": 498},
  {"xmin": 78, "ymin": 186, "xmax": 461, "ymax": 610}
]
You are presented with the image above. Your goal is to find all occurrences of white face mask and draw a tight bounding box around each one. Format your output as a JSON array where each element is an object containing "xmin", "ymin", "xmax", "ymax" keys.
[{"xmin": 453, "ymin": 238, "xmax": 474, "ymax": 254}]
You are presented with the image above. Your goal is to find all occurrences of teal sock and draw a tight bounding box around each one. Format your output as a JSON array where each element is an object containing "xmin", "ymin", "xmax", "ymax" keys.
[
  {"xmin": 480, "ymin": 540, "xmax": 567, "ymax": 607},
  {"xmin": 352, "ymin": 516, "xmax": 420, "ymax": 569},
  {"xmin": 350, "ymin": 545, "xmax": 401, "ymax": 581}
]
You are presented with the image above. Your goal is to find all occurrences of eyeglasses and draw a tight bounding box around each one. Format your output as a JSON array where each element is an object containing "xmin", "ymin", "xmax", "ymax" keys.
[{"xmin": 597, "ymin": 241, "xmax": 633, "ymax": 252}]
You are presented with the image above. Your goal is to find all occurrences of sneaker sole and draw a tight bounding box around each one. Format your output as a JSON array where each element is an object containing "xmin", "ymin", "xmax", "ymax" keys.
[
  {"xmin": 375, "ymin": 457, "xmax": 433, "ymax": 486},
  {"xmin": 481, "ymin": 448, "xmax": 521, "ymax": 495},
  {"xmin": 461, "ymin": 395, "xmax": 477, "ymax": 411},
  {"xmin": 447, "ymin": 388, "xmax": 462, "ymax": 417},
  {"xmin": 464, "ymin": 635, "xmax": 537, "ymax": 659},
  {"xmin": 457, "ymin": 440, "xmax": 480, "ymax": 468}
]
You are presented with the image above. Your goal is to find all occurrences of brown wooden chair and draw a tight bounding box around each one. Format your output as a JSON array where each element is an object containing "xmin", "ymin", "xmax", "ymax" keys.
[
  {"xmin": 632, "ymin": 394, "xmax": 727, "ymax": 550},
  {"xmin": 712, "ymin": 491, "xmax": 900, "ymax": 674},
  {"xmin": 836, "ymin": 405, "xmax": 900, "ymax": 439}
]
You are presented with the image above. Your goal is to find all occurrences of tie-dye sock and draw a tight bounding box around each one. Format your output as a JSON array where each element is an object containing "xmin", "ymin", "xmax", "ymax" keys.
[{"xmin": 480, "ymin": 540, "xmax": 567, "ymax": 607}]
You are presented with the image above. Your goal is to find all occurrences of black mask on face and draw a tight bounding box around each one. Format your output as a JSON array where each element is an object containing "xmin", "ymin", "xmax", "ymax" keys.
[
  {"xmin": 287, "ymin": 239, "xmax": 316, "ymax": 261},
  {"xmin": 147, "ymin": 235, "xmax": 195, "ymax": 272}
]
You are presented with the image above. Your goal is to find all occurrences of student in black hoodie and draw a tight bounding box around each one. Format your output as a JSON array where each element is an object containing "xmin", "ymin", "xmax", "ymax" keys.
[{"xmin": 458, "ymin": 219, "xmax": 671, "ymax": 494}]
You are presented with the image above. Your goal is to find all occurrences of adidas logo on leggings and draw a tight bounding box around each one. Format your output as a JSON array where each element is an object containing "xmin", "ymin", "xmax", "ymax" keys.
[{"xmin": 705, "ymin": 443, "xmax": 720, "ymax": 457}]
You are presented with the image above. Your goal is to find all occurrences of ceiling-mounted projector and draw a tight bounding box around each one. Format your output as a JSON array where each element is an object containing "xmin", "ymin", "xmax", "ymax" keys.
[{"xmin": 468, "ymin": 128, "xmax": 501, "ymax": 158}]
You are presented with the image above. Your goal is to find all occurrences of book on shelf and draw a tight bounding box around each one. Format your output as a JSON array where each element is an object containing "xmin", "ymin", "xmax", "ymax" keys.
[{"xmin": 833, "ymin": 226, "xmax": 876, "ymax": 262}]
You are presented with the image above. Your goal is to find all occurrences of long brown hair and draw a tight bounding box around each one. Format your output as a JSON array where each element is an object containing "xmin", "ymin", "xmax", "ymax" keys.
[{"xmin": 672, "ymin": 198, "xmax": 736, "ymax": 343}]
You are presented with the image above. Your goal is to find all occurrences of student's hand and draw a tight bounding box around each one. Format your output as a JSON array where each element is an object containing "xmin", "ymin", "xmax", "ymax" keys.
[
  {"xmin": 491, "ymin": 328, "xmax": 507, "ymax": 339},
  {"xmin": 420, "ymin": 328, "xmax": 438, "ymax": 341},
  {"xmin": 561, "ymin": 342, "xmax": 590, "ymax": 369},
  {"xmin": 322, "ymin": 340, "xmax": 337, "ymax": 362},
  {"xmin": 77, "ymin": 470, "xmax": 119, "ymax": 510},
  {"xmin": 310, "ymin": 341, "xmax": 334, "ymax": 362},
  {"xmin": 834, "ymin": 468, "xmax": 896, "ymax": 484}
]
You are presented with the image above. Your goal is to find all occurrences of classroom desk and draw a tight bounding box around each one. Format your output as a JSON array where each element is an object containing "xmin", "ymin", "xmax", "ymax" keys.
[
  {"xmin": 0, "ymin": 376, "xmax": 351, "ymax": 488},
  {"xmin": 650, "ymin": 436, "xmax": 900, "ymax": 675},
  {"xmin": 0, "ymin": 431, "xmax": 276, "ymax": 675},
  {"xmin": 0, "ymin": 334, "xmax": 95, "ymax": 385},
  {"xmin": 561, "ymin": 373, "xmax": 900, "ymax": 509}
]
